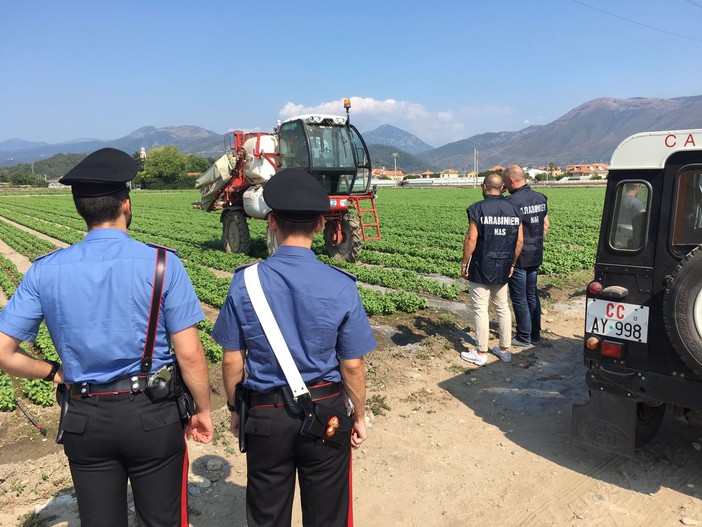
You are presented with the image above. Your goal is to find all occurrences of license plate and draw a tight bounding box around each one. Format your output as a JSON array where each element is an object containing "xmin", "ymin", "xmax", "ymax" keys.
[{"xmin": 585, "ymin": 299, "xmax": 649, "ymax": 343}]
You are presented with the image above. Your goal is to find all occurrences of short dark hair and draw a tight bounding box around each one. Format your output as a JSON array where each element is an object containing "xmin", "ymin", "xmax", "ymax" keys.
[
  {"xmin": 272, "ymin": 212, "xmax": 320, "ymax": 238},
  {"xmin": 74, "ymin": 187, "xmax": 130, "ymax": 228}
]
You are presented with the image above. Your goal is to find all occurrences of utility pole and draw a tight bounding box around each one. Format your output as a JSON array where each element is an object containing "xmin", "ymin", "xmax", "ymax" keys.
[
  {"xmin": 392, "ymin": 152, "xmax": 398, "ymax": 177},
  {"xmin": 473, "ymin": 148, "xmax": 479, "ymax": 188}
]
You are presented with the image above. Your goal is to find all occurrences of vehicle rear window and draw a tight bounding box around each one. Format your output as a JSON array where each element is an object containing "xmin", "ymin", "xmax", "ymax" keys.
[
  {"xmin": 609, "ymin": 180, "xmax": 650, "ymax": 251},
  {"xmin": 672, "ymin": 165, "xmax": 702, "ymax": 254}
]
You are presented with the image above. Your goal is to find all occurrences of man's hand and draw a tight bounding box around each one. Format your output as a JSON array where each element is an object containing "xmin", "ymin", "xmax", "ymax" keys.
[
  {"xmin": 186, "ymin": 411, "xmax": 214, "ymax": 444},
  {"xmin": 351, "ymin": 416, "xmax": 367, "ymax": 449}
]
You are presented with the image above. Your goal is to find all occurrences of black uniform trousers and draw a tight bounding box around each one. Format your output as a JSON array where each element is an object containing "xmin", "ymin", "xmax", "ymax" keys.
[
  {"xmin": 245, "ymin": 393, "xmax": 353, "ymax": 527},
  {"xmin": 61, "ymin": 392, "xmax": 188, "ymax": 527}
]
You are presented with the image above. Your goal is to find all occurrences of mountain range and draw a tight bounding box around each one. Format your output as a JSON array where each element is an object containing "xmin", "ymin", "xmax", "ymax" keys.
[{"xmin": 3, "ymin": 95, "xmax": 702, "ymax": 171}]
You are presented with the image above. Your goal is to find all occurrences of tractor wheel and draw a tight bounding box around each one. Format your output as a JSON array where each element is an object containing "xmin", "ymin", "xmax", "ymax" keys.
[
  {"xmin": 266, "ymin": 224, "xmax": 279, "ymax": 256},
  {"xmin": 662, "ymin": 244, "xmax": 702, "ymax": 375},
  {"xmin": 221, "ymin": 210, "xmax": 250, "ymax": 254},
  {"xmin": 324, "ymin": 212, "xmax": 362, "ymax": 262},
  {"xmin": 634, "ymin": 402, "xmax": 666, "ymax": 448}
]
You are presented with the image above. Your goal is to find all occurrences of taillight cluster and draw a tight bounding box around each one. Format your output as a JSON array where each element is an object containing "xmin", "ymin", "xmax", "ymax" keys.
[{"xmin": 585, "ymin": 281, "xmax": 624, "ymax": 359}]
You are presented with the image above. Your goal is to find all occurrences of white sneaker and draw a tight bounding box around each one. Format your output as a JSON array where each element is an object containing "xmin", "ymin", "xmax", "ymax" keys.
[
  {"xmin": 491, "ymin": 346, "xmax": 512, "ymax": 363},
  {"xmin": 460, "ymin": 349, "xmax": 488, "ymax": 366}
]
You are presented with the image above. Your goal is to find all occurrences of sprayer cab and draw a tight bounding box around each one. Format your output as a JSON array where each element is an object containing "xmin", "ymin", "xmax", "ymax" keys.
[
  {"xmin": 194, "ymin": 100, "xmax": 380, "ymax": 262},
  {"xmin": 278, "ymin": 114, "xmax": 372, "ymax": 196}
]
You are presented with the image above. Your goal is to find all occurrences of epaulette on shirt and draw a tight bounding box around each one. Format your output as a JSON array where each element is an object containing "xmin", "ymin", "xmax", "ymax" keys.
[
  {"xmin": 146, "ymin": 242, "xmax": 178, "ymax": 256},
  {"xmin": 330, "ymin": 265, "xmax": 357, "ymax": 282},
  {"xmin": 33, "ymin": 248, "xmax": 63, "ymax": 262},
  {"xmin": 234, "ymin": 262, "xmax": 257, "ymax": 275}
]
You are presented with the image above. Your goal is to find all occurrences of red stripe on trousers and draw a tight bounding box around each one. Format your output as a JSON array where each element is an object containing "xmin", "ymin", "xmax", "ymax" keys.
[
  {"xmin": 181, "ymin": 444, "xmax": 189, "ymax": 526},
  {"xmin": 348, "ymin": 447, "xmax": 354, "ymax": 527}
]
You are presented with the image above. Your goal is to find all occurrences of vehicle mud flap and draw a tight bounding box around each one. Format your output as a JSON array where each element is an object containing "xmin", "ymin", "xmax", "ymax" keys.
[{"xmin": 572, "ymin": 390, "xmax": 636, "ymax": 457}]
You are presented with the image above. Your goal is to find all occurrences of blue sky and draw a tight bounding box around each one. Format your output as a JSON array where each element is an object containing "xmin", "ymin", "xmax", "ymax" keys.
[{"xmin": 2, "ymin": 0, "xmax": 702, "ymax": 148}]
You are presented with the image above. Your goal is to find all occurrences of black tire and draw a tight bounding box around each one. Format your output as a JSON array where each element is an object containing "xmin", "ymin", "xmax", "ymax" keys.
[
  {"xmin": 662, "ymin": 244, "xmax": 702, "ymax": 375},
  {"xmin": 221, "ymin": 210, "xmax": 250, "ymax": 254},
  {"xmin": 634, "ymin": 402, "xmax": 666, "ymax": 448},
  {"xmin": 266, "ymin": 224, "xmax": 278, "ymax": 256},
  {"xmin": 324, "ymin": 212, "xmax": 362, "ymax": 262}
]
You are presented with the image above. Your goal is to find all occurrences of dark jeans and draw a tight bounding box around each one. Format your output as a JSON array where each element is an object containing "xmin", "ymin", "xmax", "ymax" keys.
[{"xmin": 508, "ymin": 266, "xmax": 541, "ymax": 343}]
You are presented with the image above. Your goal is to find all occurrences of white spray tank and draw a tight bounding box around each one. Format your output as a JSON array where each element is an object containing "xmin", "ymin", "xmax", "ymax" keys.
[
  {"xmin": 243, "ymin": 185, "xmax": 271, "ymax": 219},
  {"xmin": 242, "ymin": 134, "xmax": 278, "ymax": 219},
  {"xmin": 242, "ymin": 134, "xmax": 278, "ymax": 184}
]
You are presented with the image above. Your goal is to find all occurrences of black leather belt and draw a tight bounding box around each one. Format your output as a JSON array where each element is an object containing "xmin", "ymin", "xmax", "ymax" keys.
[
  {"xmin": 250, "ymin": 382, "xmax": 341, "ymax": 408},
  {"xmin": 70, "ymin": 376, "xmax": 148, "ymax": 398}
]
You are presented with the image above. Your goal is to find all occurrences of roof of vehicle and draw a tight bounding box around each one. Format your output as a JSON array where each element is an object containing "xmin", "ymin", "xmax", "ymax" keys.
[
  {"xmin": 609, "ymin": 129, "xmax": 702, "ymax": 170},
  {"xmin": 281, "ymin": 114, "xmax": 348, "ymax": 126}
]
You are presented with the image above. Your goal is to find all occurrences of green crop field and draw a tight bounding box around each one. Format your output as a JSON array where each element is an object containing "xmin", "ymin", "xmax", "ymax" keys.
[
  {"xmin": 0, "ymin": 187, "xmax": 605, "ymax": 309},
  {"xmin": 0, "ymin": 187, "xmax": 604, "ymax": 406}
]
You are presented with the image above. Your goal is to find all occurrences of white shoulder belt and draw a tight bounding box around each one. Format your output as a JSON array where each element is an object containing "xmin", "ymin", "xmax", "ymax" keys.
[{"xmin": 243, "ymin": 264, "xmax": 310, "ymax": 399}]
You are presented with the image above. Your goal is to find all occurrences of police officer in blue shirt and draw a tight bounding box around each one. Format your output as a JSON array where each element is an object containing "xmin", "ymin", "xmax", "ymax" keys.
[
  {"xmin": 0, "ymin": 148, "xmax": 213, "ymax": 527},
  {"xmin": 503, "ymin": 164, "xmax": 550, "ymax": 347},
  {"xmin": 213, "ymin": 168, "xmax": 376, "ymax": 527}
]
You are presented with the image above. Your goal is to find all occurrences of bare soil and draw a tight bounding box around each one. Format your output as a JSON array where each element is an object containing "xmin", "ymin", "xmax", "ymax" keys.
[{"xmin": 2, "ymin": 229, "xmax": 702, "ymax": 526}]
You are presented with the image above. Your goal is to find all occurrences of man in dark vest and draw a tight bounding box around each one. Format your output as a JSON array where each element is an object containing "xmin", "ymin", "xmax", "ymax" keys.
[
  {"xmin": 504, "ymin": 164, "xmax": 550, "ymax": 347},
  {"xmin": 461, "ymin": 173, "xmax": 523, "ymax": 366}
]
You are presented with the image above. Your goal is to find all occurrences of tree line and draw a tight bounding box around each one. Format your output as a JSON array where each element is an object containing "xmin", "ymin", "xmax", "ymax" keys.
[{"xmin": 0, "ymin": 148, "xmax": 214, "ymax": 189}]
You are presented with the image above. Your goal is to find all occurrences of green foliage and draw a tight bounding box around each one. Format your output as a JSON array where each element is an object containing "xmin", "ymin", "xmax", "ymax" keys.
[
  {"xmin": 197, "ymin": 319, "xmax": 215, "ymax": 332},
  {"xmin": 8, "ymin": 173, "xmax": 49, "ymax": 187},
  {"xmin": 367, "ymin": 394, "xmax": 390, "ymax": 416},
  {"xmin": 186, "ymin": 154, "xmax": 212, "ymax": 174},
  {"xmin": 199, "ymin": 330, "xmax": 223, "ymax": 363},
  {"xmin": 21, "ymin": 378, "xmax": 55, "ymax": 407},
  {"xmin": 35, "ymin": 324, "xmax": 60, "ymax": 361},
  {"xmin": 0, "ymin": 153, "xmax": 85, "ymax": 181},
  {"xmin": 0, "ymin": 254, "xmax": 22, "ymax": 297},
  {"xmin": 138, "ymin": 146, "xmax": 191, "ymax": 189},
  {"xmin": 358, "ymin": 286, "xmax": 397, "ymax": 315},
  {"xmin": 0, "ymin": 187, "xmax": 605, "ymax": 339},
  {"xmin": 0, "ymin": 372, "xmax": 17, "ymax": 411},
  {"xmin": 385, "ymin": 290, "xmax": 428, "ymax": 313}
]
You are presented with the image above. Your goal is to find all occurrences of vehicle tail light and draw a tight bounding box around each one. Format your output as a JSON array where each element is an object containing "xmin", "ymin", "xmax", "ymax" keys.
[
  {"xmin": 588, "ymin": 281, "xmax": 603, "ymax": 296},
  {"xmin": 601, "ymin": 341, "xmax": 623, "ymax": 358},
  {"xmin": 586, "ymin": 336, "xmax": 600, "ymax": 350}
]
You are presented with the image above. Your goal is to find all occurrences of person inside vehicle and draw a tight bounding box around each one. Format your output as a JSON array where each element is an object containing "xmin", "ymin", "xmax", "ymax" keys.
[{"xmin": 614, "ymin": 183, "xmax": 646, "ymax": 249}]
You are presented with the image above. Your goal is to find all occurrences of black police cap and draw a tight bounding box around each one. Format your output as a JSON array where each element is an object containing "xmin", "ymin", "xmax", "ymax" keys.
[
  {"xmin": 263, "ymin": 168, "xmax": 330, "ymax": 222},
  {"xmin": 59, "ymin": 147, "xmax": 138, "ymax": 197}
]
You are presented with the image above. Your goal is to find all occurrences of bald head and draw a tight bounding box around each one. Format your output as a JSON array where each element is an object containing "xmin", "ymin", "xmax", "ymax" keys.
[
  {"xmin": 482, "ymin": 173, "xmax": 504, "ymax": 195},
  {"xmin": 503, "ymin": 164, "xmax": 526, "ymax": 192}
]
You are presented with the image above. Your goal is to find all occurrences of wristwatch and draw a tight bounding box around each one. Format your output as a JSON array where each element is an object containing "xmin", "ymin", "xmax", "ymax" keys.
[
  {"xmin": 43, "ymin": 360, "xmax": 61, "ymax": 382},
  {"xmin": 227, "ymin": 400, "xmax": 238, "ymax": 412}
]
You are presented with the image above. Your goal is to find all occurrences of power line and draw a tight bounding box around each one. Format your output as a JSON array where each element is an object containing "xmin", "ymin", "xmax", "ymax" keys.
[{"xmin": 571, "ymin": 0, "xmax": 702, "ymax": 43}]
